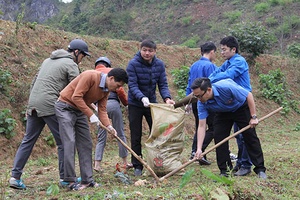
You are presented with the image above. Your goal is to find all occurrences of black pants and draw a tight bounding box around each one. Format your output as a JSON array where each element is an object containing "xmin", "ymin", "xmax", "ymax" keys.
[
  {"xmin": 214, "ymin": 102, "xmax": 266, "ymax": 174},
  {"xmin": 128, "ymin": 105, "xmax": 152, "ymax": 170},
  {"xmin": 191, "ymin": 102, "xmax": 215, "ymax": 158}
]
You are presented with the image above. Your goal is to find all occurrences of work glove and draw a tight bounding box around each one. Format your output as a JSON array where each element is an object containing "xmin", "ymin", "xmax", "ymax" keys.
[
  {"xmin": 107, "ymin": 125, "xmax": 117, "ymax": 136},
  {"xmin": 141, "ymin": 97, "xmax": 150, "ymax": 107},
  {"xmin": 89, "ymin": 114, "xmax": 100, "ymax": 126},
  {"xmin": 185, "ymin": 104, "xmax": 192, "ymax": 114}
]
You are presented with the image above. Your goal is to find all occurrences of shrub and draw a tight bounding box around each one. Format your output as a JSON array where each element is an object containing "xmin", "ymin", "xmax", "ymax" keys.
[
  {"xmin": 0, "ymin": 109, "xmax": 16, "ymax": 139},
  {"xmin": 287, "ymin": 43, "xmax": 300, "ymax": 58},
  {"xmin": 230, "ymin": 22, "xmax": 276, "ymax": 58},
  {"xmin": 181, "ymin": 36, "xmax": 200, "ymax": 48},
  {"xmin": 259, "ymin": 69, "xmax": 299, "ymax": 115},
  {"xmin": 0, "ymin": 69, "xmax": 12, "ymax": 95},
  {"xmin": 171, "ymin": 66, "xmax": 190, "ymax": 100},
  {"xmin": 223, "ymin": 11, "xmax": 242, "ymax": 23},
  {"xmin": 254, "ymin": 2, "xmax": 270, "ymax": 13}
]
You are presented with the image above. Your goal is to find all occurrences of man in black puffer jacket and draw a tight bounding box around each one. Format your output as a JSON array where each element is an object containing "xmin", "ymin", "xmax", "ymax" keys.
[{"xmin": 126, "ymin": 39, "xmax": 175, "ymax": 176}]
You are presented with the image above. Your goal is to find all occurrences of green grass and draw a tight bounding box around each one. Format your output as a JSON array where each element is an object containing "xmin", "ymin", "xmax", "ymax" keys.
[{"xmin": 1, "ymin": 113, "xmax": 299, "ymax": 199}]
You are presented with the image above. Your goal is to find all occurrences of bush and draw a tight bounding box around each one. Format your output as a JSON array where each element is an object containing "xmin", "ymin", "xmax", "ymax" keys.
[
  {"xmin": 259, "ymin": 69, "xmax": 299, "ymax": 115},
  {"xmin": 230, "ymin": 22, "xmax": 276, "ymax": 58},
  {"xmin": 254, "ymin": 2, "xmax": 270, "ymax": 13},
  {"xmin": 181, "ymin": 36, "xmax": 200, "ymax": 48},
  {"xmin": 0, "ymin": 68, "xmax": 12, "ymax": 95},
  {"xmin": 287, "ymin": 43, "xmax": 300, "ymax": 58},
  {"xmin": 171, "ymin": 66, "xmax": 190, "ymax": 100},
  {"xmin": 0, "ymin": 109, "xmax": 16, "ymax": 139}
]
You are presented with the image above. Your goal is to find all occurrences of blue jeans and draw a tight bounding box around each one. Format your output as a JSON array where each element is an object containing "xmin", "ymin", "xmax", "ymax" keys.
[{"xmin": 234, "ymin": 123, "xmax": 252, "ymax": 169}]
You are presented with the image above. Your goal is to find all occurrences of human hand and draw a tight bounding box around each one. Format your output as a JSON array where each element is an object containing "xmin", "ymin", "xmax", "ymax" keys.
[
  {"xmin": 195, "ymin": 150, "xmax": 203, "ymax": 160},
  {"xmin": 141, "ymin": 97, "xmax": 150, "ymax": 107},
  {"xmin": 184, "ymin": 104, "xmax": 192, "ymax": 114},
  {"xmin": 165, "ymin": 98, "xmax": 175, "ymax": 105},
  {"xmin": 249, "ymin": 118, "xmax": 259, "ymax": 128},
  {"xmin": 89, "ymin": 114, "xmax": 100, "ymax": 126},
  {"xmin": 107, "ymin": 125, "xmax": 117, "ymax": 136}
]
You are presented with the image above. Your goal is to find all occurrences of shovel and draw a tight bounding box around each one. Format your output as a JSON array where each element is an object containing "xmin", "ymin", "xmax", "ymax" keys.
[{"xmin": 159, "ymin": 107, "xmax": 283, "ymax": 182}]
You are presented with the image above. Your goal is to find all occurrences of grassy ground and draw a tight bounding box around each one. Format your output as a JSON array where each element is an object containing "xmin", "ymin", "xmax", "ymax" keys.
[{"xmin": 1, "ymin": 109, "xmax": 299, "ymax": 200}]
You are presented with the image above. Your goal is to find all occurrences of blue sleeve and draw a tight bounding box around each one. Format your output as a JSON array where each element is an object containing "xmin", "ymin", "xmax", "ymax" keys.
[
  {"xmin": 209, "ymin": 59, "xmax": 248, "ymax": 83},
  {"xmin": 197, "ymin": 101, "xmax": 209, "ymax": 120},
  {"xmin": 158, "ymin": 65, "xmax": 171, "ymax": 100},
  {"xmin": 126, "ymin": 62, "xmax": 145, "ymax": 101}
]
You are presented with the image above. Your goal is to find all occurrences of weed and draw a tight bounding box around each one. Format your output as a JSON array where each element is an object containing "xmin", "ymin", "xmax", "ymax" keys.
[
  {"xmin": 0, "ymin": 109, "xmax": 16, "ymax": 139},
  {"xmin": 0, "ymin": 68, "xmax": 12, "ymax": 95},
  {"xmin": 170, "ymin": 65, "xmax": 189, "ymax": 100}
]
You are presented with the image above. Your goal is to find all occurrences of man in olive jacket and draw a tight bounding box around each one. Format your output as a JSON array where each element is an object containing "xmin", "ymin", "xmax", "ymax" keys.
[{"xmin": 9, "ymin": 39, "xmax": 90, "ymax": 190}]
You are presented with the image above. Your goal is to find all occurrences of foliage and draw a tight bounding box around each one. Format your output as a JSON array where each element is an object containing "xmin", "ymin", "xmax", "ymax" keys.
[
  {"xmin": 254, "ymin": 2, "xmax": 270, "ymax": 13},
  {"xmin": 170, "ymin": 66, "xmax": 189, "ymax": 99},
  {"xmin": 259, "ymin": 69, "xmax": 300, "ymax": 115},
  {"xmin": 181, "ymin": 36, "xmax": 200, "ymax": 48},
  {"xmin": 0, "ymin": 109, "xmax": 16, "ymax": 139},
  {"xmin": 201, "ymin": 168, "xmax": 234, "ymax": 185},
  {"xmin": 287, "ymin": 43, "xmax": 300, "ymax": 58},
  {"xmin": 230, "ymin": 22, "xmax": 276, "ymax": 58},
  {"xmin": 46, "ymin": 184, "xmax": 59, "ymax": 196},
  {"xmin": 44, "ymin": 134, "xmax": 56, "ymax": 147},
  {"xmin": 15, "ymin": 3, "xmax": 25, "ymax": 35},
  {"xmin": 0, "ymin": 69, "xmax": 12, "ymax": 95},
  {"xmin": 223, "ymin": 11, "xmax": 242, "ymax": 23}
]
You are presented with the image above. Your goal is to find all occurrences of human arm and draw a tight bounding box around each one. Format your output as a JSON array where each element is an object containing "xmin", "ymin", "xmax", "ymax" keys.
[
  {"xmin": 209, "ymin": 58, "xmax": 248, "ymax": 83},
  {"xmin": 116, "ymin": 87, "xmax": 128, "ymax": 106},
  {"xmin": 195, "ymin": 119, "xmax": 207, "ymax": 159},
  {"xmin": 246, "ymin": 92, "xmax": 259, "ymax": 128}
]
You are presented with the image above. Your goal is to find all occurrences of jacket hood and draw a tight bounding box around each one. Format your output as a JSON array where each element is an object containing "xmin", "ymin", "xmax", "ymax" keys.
[{"xmin": 50, "ymin": 49, "xmax": 73, "ymax": 60}]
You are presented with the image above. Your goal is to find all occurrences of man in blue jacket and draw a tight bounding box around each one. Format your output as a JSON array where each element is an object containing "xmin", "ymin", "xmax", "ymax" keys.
[
  {"xmin": 126, "ymin": 39, "xmax": 175, "ymax": 176},
  {"xmin": 185, "ymin": 42, "xmax": 217, "ymax": 165},
  {"xmin": 209, "ymin": 36, "xmax": 253, "ymax": 176},
  {"xmin": 191, "ymin": 77, "xmax": 267, "ymax": 179}
]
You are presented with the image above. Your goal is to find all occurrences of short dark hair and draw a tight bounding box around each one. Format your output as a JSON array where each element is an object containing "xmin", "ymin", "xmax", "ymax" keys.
[
  {"xmin": 220, "ymin": 36, "xmax": 239, "ymax": 53},
  {"xmin": 200, "ymin": 42, "xmax": 217, "ymax": 55},
  {"xmin": 108, "ymin": 68, "xmax": 128, "ymax": 84},
  {"xmin": 191, "ymin": 77, "xmax": 211, "ymax": 91},
  {"xmin": 140, "ymin": 39, "xmax": 157, "ymax": 49}
]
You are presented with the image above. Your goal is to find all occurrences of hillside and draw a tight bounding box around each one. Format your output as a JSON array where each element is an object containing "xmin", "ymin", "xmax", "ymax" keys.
[
  {"xmin": 1, "ymin": 19, "xmax": 300, "ymax": 199},
  {"xmin": 1, "ymin": 0, "xmax": 299, "ymax": 55},
  {"xmin": 1, "ymin": 18, "xmax": 299, "ymax": 160}
]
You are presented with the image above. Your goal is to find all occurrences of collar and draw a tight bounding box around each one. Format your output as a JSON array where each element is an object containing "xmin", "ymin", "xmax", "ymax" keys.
[{"xmin": 99, "ymin": 73, "xmax": 108, "ymax": 92}]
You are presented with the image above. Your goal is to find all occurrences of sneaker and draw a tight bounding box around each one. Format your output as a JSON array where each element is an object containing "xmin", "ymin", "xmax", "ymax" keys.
[
  {"xmin": 9, "ymin": 177, "xmax": 26, "ymax": 190},
  {"xmin": 257, "ymin": 171, "xmax": 267, "ymax": 179},
  {"xmin": 234, "ymin": 168, "xmax": 251, "ymax": 176},
  {"xmin": 230, "ymin": 153, "xmax": 238, "ymax": 162},
  {"xmin": 189, "ymin": 152, "xmax": 195, "ymax": 161},
  {"xmin": 59, "ymin": 177, "xmax": 81, "ymax": 187},
  {"xmin": 198, "ymin": 157, "xmax": 211, "ymax": 165},
  {"xmin": 134, "ymin": 168, "xmax": 142, "ymax": 176},
  {"xmin": 70, "ymin": 181, "xmax": 100, "ymax": 191}
]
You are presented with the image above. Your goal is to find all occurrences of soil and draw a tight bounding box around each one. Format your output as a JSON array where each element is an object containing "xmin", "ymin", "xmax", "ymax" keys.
[{"xmin": 0, "ymin": 19, "xmax": 299, "ymax": 198}]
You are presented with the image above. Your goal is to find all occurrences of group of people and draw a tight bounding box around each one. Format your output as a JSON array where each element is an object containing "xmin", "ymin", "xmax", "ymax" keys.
[{"xmin": 9, "ymin": 36, "xmax": 267, "ymax": 191}]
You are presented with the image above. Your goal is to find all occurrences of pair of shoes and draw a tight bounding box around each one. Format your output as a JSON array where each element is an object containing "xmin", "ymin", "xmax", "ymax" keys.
[
  {"xmin": 198, "ymin": 157, "xmax": 211, "ymax": 165},
  {"xmin": 230, "ymin": 153, "xmax": 238, "ymax": 162},
  {"xmin": 257, "ymin": 171, "xmax": 267, "ymax": 179},
  {"xmin": 59, "ymin": 177, "xmax": 81, "ymax": 187},
  {"xmin": 9, "ymin": 177, "xmax": 26, "ymax": 190},
  {"xmin": 70, "ymin": 181, "xmax": 100, "ymax": 191},
  {"xmin": 234, "ymin": 168, "xmax": 251, "ymax": 176},
  {"xmin": 134, "ymin": 168, "xmax": 142, "ymax": 176}
]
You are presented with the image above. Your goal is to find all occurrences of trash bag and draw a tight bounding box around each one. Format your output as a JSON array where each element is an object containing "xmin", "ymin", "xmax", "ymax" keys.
[{"xmin": 145, "ymin": 104, "xmax": 186, "ymax": 176}]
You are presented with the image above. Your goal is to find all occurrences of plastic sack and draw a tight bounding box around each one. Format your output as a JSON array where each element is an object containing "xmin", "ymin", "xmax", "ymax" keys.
[{"xmin": 145, "ymin": 104, "xmax": 185, "ymax": 176}]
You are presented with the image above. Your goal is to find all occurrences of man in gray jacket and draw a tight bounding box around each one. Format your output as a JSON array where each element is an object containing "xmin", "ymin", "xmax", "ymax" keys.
[{"xmin": 9, "ymin": 39, "xmax": 90, "ymax": 190}]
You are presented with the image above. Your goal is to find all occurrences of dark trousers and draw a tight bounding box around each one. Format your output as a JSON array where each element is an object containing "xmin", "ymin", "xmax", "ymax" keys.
[
  {"xmin": 214, "ymin": 102, "xmax": 266, "ymax": 174},
  {"xmin": 191, "ymin": 102, "xmax": 215, "ymax": 158},
  {"xmin": 128, "ymin": 105, "xmax": 152, "ymax": 170}
]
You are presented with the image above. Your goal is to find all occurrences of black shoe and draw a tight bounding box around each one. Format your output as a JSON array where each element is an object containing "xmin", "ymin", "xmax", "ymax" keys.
[
  {"xmin": 232, "ymin": 165, "xmax": 240, "ymax": 173},
  {"xmin": 198, "ymin": 158, "xmax": 211, "ymax": 165},
  {"xmin": 134, "ymin": 168, "xmax": 142, "ymax": 176},
  {"xmin": 234, "ymin": 168, "xmax": 251, "ymax": 176},
  {"xmin": 189, "ymin": 152, "xmax": 195, "ymax": 161},
  {"xmin": 257, "ymin": 171, "xmax": 267, "ymax": 179},
  {"xmin": 219, "ymin": 172, "xmax": 229, "ymax": 177}
]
